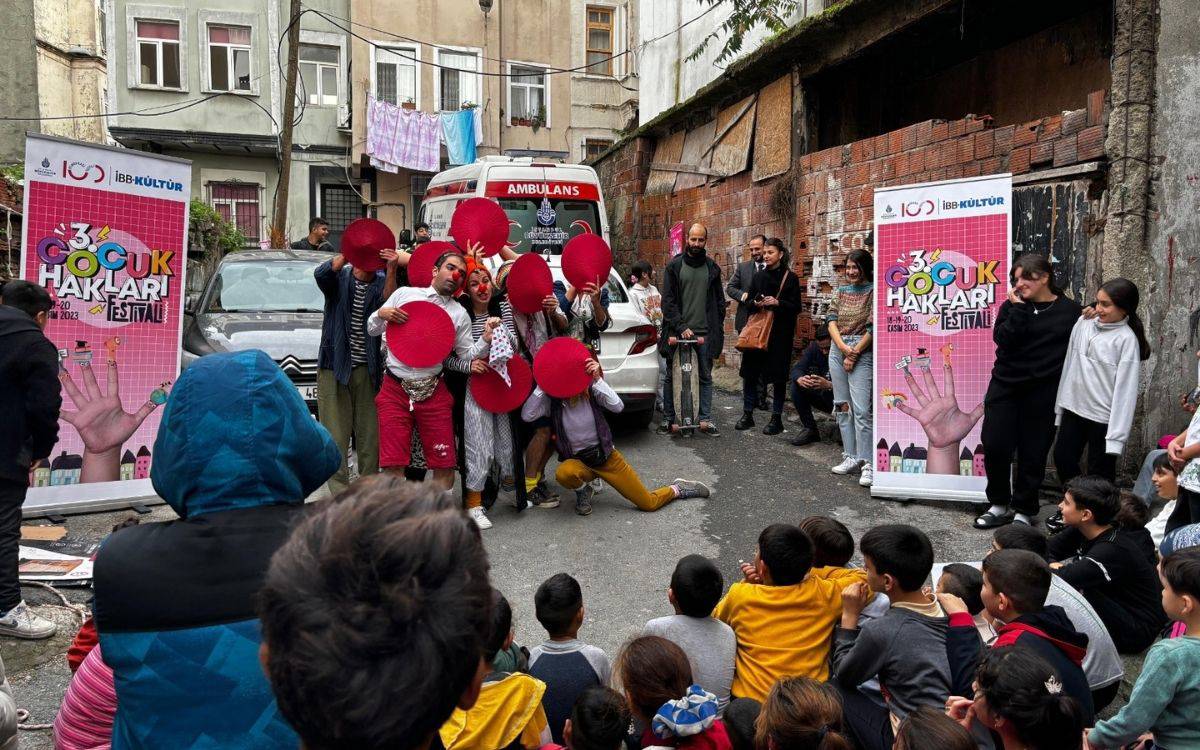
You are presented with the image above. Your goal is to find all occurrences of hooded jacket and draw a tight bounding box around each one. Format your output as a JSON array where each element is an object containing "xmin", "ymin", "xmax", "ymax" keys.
[
  {"xmin": 0, "ymin": 304, "xmax": 61, "ymax": 484},
  {"xmin": 94, "ymin": 349, "xmax": 340, "ymax": 750},
  {"xmin": 946, "ymin": 605, "xmax": 1095, "ymax": 724}
]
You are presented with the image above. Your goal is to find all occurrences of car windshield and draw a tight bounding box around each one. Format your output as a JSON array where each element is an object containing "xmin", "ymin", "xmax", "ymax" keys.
[
  {"xmin": 207, "ymin": 260, "xmax": 324, "ymax": 313},
  {"xmin": 500, "ymin": 198, "xmax": 602, "ymax": 255}
]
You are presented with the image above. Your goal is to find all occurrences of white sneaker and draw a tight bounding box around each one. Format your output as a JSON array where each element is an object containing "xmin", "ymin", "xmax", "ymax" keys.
[
  {"xmin": 831, "ymin": 456, "xmax": 863, "ymax": 475},
  {"xmin": 590, "ymin": 478, "xmax": 604, "ymax": 494},
  {"xmin": 0, "ymin": 601, "xmax": 57, "ymax": 640},
  {"xmin": 859, "ymin": 467, "xmax": 873, "ymax": 487},
  {"xmin": 468, "ymin": 506, "xmax": 493, "ymax": 530}
]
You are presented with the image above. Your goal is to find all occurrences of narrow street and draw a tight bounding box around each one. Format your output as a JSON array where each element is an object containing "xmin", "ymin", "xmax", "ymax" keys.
[{"xmin": 7, "ymin": 378, "xmax": 1005, "ymax": 748}]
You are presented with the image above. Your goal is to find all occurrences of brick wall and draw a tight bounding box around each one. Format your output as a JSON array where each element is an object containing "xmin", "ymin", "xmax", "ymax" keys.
[{"xmin": 596, "ymin": 92, "xmax": 1106, "ymax": 365}]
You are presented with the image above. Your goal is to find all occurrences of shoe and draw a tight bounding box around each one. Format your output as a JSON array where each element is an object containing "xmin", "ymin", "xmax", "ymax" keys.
[
  {"xmin": 590, "ymin": 478, "xmax": 604, "ymax": 495},
  {"xmin": 0, "ymin": 601, "xmax": 56, "ymax": 640},
  {"xmin": 539, "ymin": 481, "xmax": 561, "ymax": 502},
  {"xmin": 698, "ymin": 422, "xmax": 721, "ymax": 436},
  {"xmin": 527, "ymin": 485, "xmax": 560, "ymax": 509},
  {"xmin": 831, "ymin": 456, "xmax": 864, "ymax": 475},
  {"xmin": 735, "ymin": 412, "xmax": 755, "ymax": 431},
  {"xmin": 762, "ymin": 415, "xmax": 784, "ymax": 436},
  {"xmin": 1044, "ymin": 510, "xmax": 1066, "ymax": 534},
  {"xmin": 973, "ymin": 508, "xmax": 1016, "ymax": 529},
  {"xmin": 468, "ymin": 506, "xmax": 493, "ymax": 530},
  {"xmin": 656, "ymin": 420, "xmax": 672, "ymax": 435},
  {"xmin": 575, "ymin": 484, "xmax": 595, "ymax": 515},
  {"xmin": 859, "ymin": 467, "xmax": 873, "ymax": 487},
  {"xmin": 756, "ymin": 398, "xmax": 768, "ymax": 411},
  {"xmin": 672, "ymin": 479, "xmax": 711, "ymax": 500},
  {"xmin": 500, "ymin": 476, "xmax": 516, "ymax": 494},
  {"xmin": 789, "ymin": 428, "xmax": 819, "ymax": 446}
]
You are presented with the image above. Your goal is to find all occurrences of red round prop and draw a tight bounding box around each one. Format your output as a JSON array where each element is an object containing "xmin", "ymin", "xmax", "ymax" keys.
[
  {"xmin": 406, "ymin": 241, "xmax": 456, "ymax": 288},
  {"xmin": 561, "ymin": 233, "xmax": 613, "ymax": 291},
  {"xmin": 385, "ymin": 301, "xmax": 455, "ymax": 368},
  {"xmin": 450, "ymin": 198, "xmax": 510, "ymax": 257},
  {"xmin": 532, "ymin": 337, "xmax": 593, "ymax": 399},
  {"xmin": 340, "ymin": 218, "xmax": 393, "ymax": 273},
  {"xmin": 470, "ymin": 356, "xmax": 533, "ymax": 414},
  {"xmin": 506, "ymin": 253, "xmax": 554, "ymax": 314}
]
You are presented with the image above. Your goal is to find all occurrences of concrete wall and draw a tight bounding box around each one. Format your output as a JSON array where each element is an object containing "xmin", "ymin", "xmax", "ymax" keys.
[
  {"xmin": 638, "ymin": 0, "xmax": 815, "ymax": 126},
  {"xmin": 1145, "ymin": 0, "xmax": 1200, "ymax": 441}
]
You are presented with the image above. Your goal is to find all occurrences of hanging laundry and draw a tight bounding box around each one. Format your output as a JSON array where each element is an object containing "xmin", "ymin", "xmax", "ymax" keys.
[
  {"xmin": 441, "ymin": 108, "xmax": 478, "ymax": 165},
  {"xmin": 366, "ymin": 96, "xmax": 440, "ymax": 173}
]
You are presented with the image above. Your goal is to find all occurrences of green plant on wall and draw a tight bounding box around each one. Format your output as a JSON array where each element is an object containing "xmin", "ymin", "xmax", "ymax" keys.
[{"xmin": 188, "ymin": 199, "xmax": 246, "ymax": 258}]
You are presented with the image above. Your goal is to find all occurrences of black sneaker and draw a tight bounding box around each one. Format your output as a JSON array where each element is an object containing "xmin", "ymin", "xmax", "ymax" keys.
[
  {"xmin": 527, "ymin": 485, "xmax": 560, "ymax": 509},
  {"xmin": 734, "ymin": 413, "xmax": 755, "ymax": 431},
  {"xmin": 699, "ymin": 422, "xmax": 721, "ymax": 437},
  {"xmin": 789, "ymin": 428, "xmax": 819, "ymax": 446},
  {"xmin": 575, "ymin": 484, "xmax": 595, "ymax": 515},
  {"xmin": 762, "ymin": 415, "xmax": 783, "ymax": 435},
  {"xmin": 656, "ymin": 420, "xmax": 672, "ymax": 435}
]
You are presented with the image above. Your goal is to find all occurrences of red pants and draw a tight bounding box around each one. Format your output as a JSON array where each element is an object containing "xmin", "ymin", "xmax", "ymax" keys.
[{"xmin": 376, "ymin": 376, "xmax": 457, "ymax": 469}]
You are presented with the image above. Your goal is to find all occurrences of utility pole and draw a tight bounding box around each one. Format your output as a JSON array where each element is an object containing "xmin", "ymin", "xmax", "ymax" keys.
[{"xmin": 271, "ymin": 0, "xmax": 302, "ymax": 247}]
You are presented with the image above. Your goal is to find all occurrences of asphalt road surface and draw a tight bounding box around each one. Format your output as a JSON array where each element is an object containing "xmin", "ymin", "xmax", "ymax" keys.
[{"xmin": 3, "ymin": 380, "xmax": 1116, "ymax": 747}]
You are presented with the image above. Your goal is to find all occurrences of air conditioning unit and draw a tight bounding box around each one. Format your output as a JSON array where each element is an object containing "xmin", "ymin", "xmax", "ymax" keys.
[{"xmin": 411, "ymin": 175, "xmax": 431, "ymax": 195}]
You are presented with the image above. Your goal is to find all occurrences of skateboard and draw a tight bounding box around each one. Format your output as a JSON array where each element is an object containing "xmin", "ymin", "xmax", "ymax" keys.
[{"xmin": 670, "ymin": 336, "xmax": 705, "ymax": 437}]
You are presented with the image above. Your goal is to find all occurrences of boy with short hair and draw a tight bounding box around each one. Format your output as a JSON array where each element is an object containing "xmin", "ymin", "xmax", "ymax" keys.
[
  {"xmin": 1088, "ymin": 548, "xmax": 1200, "ymax": 749},
  {"xmin": 943, "ymin": 549, "xmax": 1094, "ymax": 723},
  {"xmin": 1047, "ymin": 475, "xmax": 1166, "ymax": 652},
  {"xmin": 528, "ymin": 573, "xmax": 611, "ymax": 745},
  {"xmin": 643, "ymin": 554, "xmax": 736, "ymax": 710},
  {"xmin": 936, "ymin": 563, "xmax": 995, "ymax": 643},
  {"xmin": 714, "ymin": 523, "xmax": 866, "ymax": 702},
  {"xmin": 992, "ymin": 523, "xmax": 1124, "ymax": 708},
  {"xmin": 832, "ymin": 524, "xmax": 968, "ymax": 750}
]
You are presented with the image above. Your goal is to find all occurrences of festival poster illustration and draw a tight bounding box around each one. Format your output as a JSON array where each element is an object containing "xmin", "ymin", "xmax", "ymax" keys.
[
  {"xmin": 20, "ymin": 134, "xmax": 191, "ymax": 513},
  {"xmin": 871, "ymin": 174, "xmax": 1011, "ymax": 502}
]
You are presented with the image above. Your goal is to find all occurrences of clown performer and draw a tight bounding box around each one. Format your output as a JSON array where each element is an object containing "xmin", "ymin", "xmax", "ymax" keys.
[
  {"xmin": 522, "ymin": 338, "xmax": 711, "ymax": 516},
  {"xmin": 447, "ymin": 263, "xmax": 524, "ymax": 529},
  {"xmin": 368, "ymin": 249, "xmax": 497, "ymax": 489}
]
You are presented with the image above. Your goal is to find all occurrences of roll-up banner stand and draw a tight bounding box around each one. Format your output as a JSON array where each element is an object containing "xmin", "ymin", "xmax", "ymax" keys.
[
  {"xmin": 871, "ymin": 174, "xmax": 1012, "ymax": 503},
  {"xmin": 20, "ymin": 133, "xmax": 191, "ymax": 516}
]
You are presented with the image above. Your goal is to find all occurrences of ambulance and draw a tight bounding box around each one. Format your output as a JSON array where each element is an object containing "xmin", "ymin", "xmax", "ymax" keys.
[{"xmin": 418, "ymin": 156, "xmax": 659, "ymax": 426}]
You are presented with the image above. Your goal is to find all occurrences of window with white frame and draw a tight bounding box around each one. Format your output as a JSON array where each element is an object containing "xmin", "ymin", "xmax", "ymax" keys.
[
  {"xmin": 437, "ymin": 49, "xmax": 478, "ymax": 111},
  {"xmin": 299, "ymin": 44, "xmax": 338, "ymax": 106},
  {"xmin": 508, "ymin": 65, "xmax": 547, "ymax": 126},
  {"xmin": 135, "ymin": 20, "xmax": 181, "ymax": 88},
  {"xmin": 374, "ymin": 46, "xmax": 417, "ymax": 107},
  {"xmin": 208, "ymin": 24, "xmax": 252, "ymax": 92}
]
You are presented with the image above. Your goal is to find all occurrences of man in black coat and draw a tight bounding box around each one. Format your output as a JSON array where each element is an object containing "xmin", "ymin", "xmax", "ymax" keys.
[
  {"xmin": 0, "ymin": 281, "xmax": 61, "ymax": 639},
  {"xmin": 726, "ymin": 233, "xmax": 768, "ymax": 410},
  {"xmin": 660, "ymin": 223, "xmax": 726, "ymax": 436}
]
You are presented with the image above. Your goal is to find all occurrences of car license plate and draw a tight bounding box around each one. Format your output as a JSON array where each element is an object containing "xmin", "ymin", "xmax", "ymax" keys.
[{"xmin": 297, "ymin": 384, "xmax": 318, "ymax": 401}]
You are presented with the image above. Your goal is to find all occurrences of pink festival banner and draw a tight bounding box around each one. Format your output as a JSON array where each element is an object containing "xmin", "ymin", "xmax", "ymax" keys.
[
  {"xmin": 20, "ymin": 134, "xmax": 191, "ymax": 515},
  {"xmin": 871, "ymin": 174, "xmax": 1011, "ymax": 502}
]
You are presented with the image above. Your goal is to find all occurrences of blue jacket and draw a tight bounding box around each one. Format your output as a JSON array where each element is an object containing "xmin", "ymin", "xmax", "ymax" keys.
[
  {"xmin": 314, "ymin": 260, "xmax": 386, "ymax": 388},
  {"xmin": 94, "ymin": 350, "xmax": 340, "ymax": 750}
]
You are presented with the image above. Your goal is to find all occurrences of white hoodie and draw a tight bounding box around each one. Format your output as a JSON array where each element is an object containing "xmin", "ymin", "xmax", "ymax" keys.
[{"xmin": 1054, "ymin": 316, "xmax": 1142, "ymax": 454}]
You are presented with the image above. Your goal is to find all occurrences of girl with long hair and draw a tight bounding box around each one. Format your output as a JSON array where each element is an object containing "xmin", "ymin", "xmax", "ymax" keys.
[
  {"xmin": 753, "ymin": 677, "xmax": 851, "ymax": 750},
  {"xmin": 827, "ymin": 249, "xmax": 875, "ymax": 486},
  {"xmin": 975, "ymin": 254, "xmax": 1081, "ymax": 529},
  {"xmin": 735, "ymin": 238, "xmax": 803, "ymax": 436}
]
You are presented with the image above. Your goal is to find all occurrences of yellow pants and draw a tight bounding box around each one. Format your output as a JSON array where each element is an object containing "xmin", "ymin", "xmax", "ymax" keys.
[{"xmin": 555, "ymin": 448, "xmax": 676, "ymax": 512}]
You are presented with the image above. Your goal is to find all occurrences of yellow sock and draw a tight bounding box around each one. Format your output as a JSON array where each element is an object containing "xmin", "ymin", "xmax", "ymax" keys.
[
  {"xmin": 524, "ymin": 474, "xmax": 541, "ymax": 493},
  {"xmin": 466, "ymin": 490, "xmax": 483, "ymax": 509}
]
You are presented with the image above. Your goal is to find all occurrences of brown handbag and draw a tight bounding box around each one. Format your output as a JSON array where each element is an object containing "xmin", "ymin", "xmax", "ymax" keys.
[{"xmin": 735, "ymin": 271, "xmax": 790, "ymax": 352}]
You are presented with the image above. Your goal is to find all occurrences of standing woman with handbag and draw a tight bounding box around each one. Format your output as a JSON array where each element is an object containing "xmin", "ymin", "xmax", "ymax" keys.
[
  {"xmin": 735, "ymin": 238, "xmax": 803, "ymax": 435},
  {"xmin": 828, "ymin": 249, "xmax": 875, "ymax": 487}
]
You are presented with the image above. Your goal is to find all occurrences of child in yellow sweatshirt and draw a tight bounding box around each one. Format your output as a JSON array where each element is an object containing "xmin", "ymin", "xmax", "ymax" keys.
[{"xmin": 713, "ymin": 523, "xmax": 866, "ymax": 702}]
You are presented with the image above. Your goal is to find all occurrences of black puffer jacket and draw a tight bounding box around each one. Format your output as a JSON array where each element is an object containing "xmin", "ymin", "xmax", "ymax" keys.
[
  {"xmin": 659, "ymin": 253, "xmax": 726, "ymax": 358},
  {"xmin": 0, "ymin": 305, "xmax": 61, "ymax": 484}
]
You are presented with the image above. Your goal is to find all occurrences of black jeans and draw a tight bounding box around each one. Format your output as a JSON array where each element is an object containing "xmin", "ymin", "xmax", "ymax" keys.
[
  {"xmin": 981, "ymin": 378, "xmax": 1058, "ymax": 516},
  {"xmin": 1054, "ymin": 409, "xmax": 1118, "ymax": 487},
  {"xmin": 743, "ymin": 375, "xmax": 785, "ymax": 415},
  {"xmin": 0, "ymin": 480, "xmax": 26, "ymax": 613},
  {"xmin": 789, "ymin": 362, "xmax": 833, "ymax": 430}
]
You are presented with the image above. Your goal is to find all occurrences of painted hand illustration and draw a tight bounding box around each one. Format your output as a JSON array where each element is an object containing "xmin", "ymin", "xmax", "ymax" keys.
[
  {"xmin": 896, "ymin": 364, "xmax": 984, "ymax": 449},
  {"xmin": 61, "ymin": 361, "xmax": 159, "ymax": 482}
]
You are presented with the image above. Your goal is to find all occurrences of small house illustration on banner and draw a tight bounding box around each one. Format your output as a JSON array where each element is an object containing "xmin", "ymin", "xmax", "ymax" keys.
[
  {"xmin": 31, "ymin": 459, "xmax": 50, "ymax": 487},
  {"xmin": 973, "ymin": 444, "xmax": 986, "ymax": 476},
  {"xmin": 914, "ymin": 446, "xmax": 928, "ymax": 474},
  {"xmin": 876, "ymin": 439, "xmax": 890, "ymax": 472},
  {"xmin": 889, "ymin": 442, "xmax": 902, "ymax": 473},
  {"xmin": 120, "ymin": 450, "xmax": 136, "ymax": 480},
  {"xmin": 959, "ymin": 447, "xmax": 973, "ymax": 476},
  {"xmin": 50, "ymin": 451, "xmax": 82, "ymax": 485},
  {"xmin": 901, "ymin": 444, "xmax": 919, "ymax": 473},
  {"xmin": 135, "ymin": 446, "xmax": 151, "ymax": 479}
]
